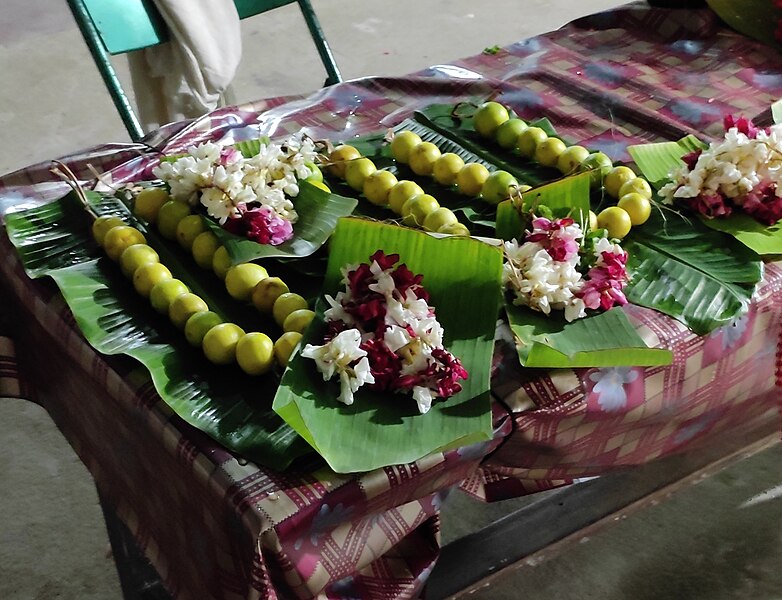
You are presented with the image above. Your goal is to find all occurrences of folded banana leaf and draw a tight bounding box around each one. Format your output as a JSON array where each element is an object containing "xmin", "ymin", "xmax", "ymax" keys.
[
  {"xmin": 273, "ymin": 218, "xmax": 503, "ymax": 473},
  {"xmin": 5, "ymin": 190, "xmax": 313, "ymax": 469},
  {"xmin": 628, "ymin": 136, "xmax": 782, "ymax": 255}
]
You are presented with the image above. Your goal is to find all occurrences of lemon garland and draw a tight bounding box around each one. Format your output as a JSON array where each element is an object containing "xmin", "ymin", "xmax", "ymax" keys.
[{"xmin": 325, "ymin": 145, "xmax": 471, "ymax": 235}]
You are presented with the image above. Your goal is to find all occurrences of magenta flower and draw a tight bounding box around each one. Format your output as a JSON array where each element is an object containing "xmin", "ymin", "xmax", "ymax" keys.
[
  {"xmin": 223, "ymin": 206, "xmax": 294, "ymax": 245},
  {"xmin": 723, "ymin": 114, "xmax": 761, "ymax": 138},
  {"xmin": 525, "ymin": 216, "xmax": 581, "ymax": 262}
]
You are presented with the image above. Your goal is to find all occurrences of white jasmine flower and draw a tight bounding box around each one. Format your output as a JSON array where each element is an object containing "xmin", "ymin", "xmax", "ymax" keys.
[
  {"xmin": 412, "ymin": 386, "xmax": 434, "ymax": 414},
  {"xmin": 301, "ymin": 329, "xmax": 375, "ymax": 406}
]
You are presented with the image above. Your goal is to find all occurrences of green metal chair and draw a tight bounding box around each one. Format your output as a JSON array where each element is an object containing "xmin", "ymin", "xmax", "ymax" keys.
[{"xmin": 66, "ymin": 0, "xmax": 343, "ymax": 141}]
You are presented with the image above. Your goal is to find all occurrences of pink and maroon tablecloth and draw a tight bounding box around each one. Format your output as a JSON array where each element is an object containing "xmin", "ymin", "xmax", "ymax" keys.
[{"xmin": 2, "ymin": 3, "xmax": 782, "ymax": 599}]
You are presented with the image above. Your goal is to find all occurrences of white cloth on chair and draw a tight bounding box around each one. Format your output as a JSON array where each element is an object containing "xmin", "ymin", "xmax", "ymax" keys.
[{"xmin": 128, "ymin": 0, "xmax": 242, "ymax": 131}]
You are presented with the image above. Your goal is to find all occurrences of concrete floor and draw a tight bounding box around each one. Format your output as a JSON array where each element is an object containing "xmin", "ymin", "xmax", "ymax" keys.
[{"xmin": 2, "ymin": 1, "xmax": 782, "ymax": 599}]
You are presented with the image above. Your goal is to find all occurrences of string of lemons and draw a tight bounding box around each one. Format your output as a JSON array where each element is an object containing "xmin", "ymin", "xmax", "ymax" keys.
[
  {"xmin": 325, "ymin": 145, "xmax": 471, "ymax": 235},
  {"xmin": 91, "ymin": 189, "xmax": 312, "ymax": 376},
  {"xmin": 467, "ymin": 101, "xmax": 654, "ymax": 240}
]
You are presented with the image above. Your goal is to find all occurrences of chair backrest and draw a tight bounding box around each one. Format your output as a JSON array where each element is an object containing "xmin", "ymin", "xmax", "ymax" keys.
[{"xmin": 67, "ymin": 0, "xmax": 342, "ymax": 141}]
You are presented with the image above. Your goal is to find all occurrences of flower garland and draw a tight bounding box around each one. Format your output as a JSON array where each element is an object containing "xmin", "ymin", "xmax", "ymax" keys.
[
  {"xmin": 301, "ymin": 251, "xmax": 468, "ymax": 414},
  {"xmin": 659, "ymin": 116, "xmax": 782, "ymax": 225},
  {"xmin": 502, "ymin": 216, "xmax": 629, "ymax": 322},
  {"xmin": 152, "ymin": 134, "xmax": 319, "ymax": 245}
]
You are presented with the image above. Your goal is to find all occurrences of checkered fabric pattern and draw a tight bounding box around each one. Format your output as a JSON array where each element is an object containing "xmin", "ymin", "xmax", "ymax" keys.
[{"xmin": 1, "ymin": 3, "xmax": 781, "ymax": 598}]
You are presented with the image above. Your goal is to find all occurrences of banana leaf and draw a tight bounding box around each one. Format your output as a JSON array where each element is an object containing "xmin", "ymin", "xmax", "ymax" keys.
[
  {"xmin": 629, "ymin": 136, "xmax": 782, "ymax": 254},
  {"xmin": 495, "ymin": 171, "xmax": 592, "ymax": 240},
  {"xmin": 273, "ymin": 218, "xmax": 502, "ymax": 473},
  {"xmin": 623, "ymin": 211, "xmax": 762, "ymax": 335},
  {"xmin": 506, "ymin": 304, "xmax": 672, "ymax": 368},
  {"xmin": 5, "ymin": 191, "xmax": 312, "ymax": 468},
  {"xmin": 205, "ymin": 180, "xmax": 358, "ymax": 264},
  {"xmin": 627, "ymin": 135, "xmax": 707, "ymax": 185},
  {"xmin": 706, "ymin": 0, "xmax": 780, "ymax": 48}
]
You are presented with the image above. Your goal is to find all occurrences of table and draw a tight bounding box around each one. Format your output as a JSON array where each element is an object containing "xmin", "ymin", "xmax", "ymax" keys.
[{"xmin": 2, "ymin": 3, "xmax": 781, "ymax": 599}]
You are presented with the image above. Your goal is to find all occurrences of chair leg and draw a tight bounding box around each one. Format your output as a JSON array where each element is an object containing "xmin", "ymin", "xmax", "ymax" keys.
[
  {"xmin": 297, "ymin": 0, "xmax": 342, "ymax": 86},
  {"xmin": 66, "ymin": 0, "xmax": 146, "ymax": 141}
]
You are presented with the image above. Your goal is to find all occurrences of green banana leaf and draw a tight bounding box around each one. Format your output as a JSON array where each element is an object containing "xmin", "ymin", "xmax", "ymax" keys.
[
  {"xmin": 629, "ymin": 136, "xmax": 782, "ymax": 254},
  {"xmin": 706, "ymin": 0, "xmax": 780, "ymax": 48},
  {"xmin": 273, "ymin": 218, "xmax": 502, "ymax": 473},
  {"xmin": 5, "ymin": 191, "xmax": 312, "ymax": 468},
  {"xmin": 624, "ymin": 211, "xmax": 762, "ymax": 335},
  {"xmin": 495, "ymin": 171, "xmax": 592, "ymax": 240},
  {"xmin": 506, "ymin": 304, "xmax": 671, "ymax": 368},
  {"xmin": 627, "ymin": 135, "xmax": 707, "ymax": 185},
  {"xmin": 205, "ymin": 180, "xmax": 358, "ymax": 264}
]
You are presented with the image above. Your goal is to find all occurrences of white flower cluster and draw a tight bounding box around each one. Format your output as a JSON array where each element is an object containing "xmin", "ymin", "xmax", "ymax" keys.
[
  {"xmin": 659, "ymin": 125, "xmax": 782, "ymax": 203},
  {"xmin": 503, "ymin": 236, "xmax": 586, "ymax": 323},
  {"xmin": 302, "ymin": 258, "xmax": 450, "ymax": 414},
  {"xmin": 152, "ymin": 135, "xmax": 318, "ymax": 224}
]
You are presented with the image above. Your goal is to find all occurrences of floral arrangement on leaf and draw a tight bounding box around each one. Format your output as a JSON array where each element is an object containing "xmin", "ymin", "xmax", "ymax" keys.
[
  {"xmin": 301, "ymin": 251, "xmax": 468, "ymax": 414},
  {"xmin": 503, "ymin": 214, "xmax": 630, "ymax": 322},
  {"xmin": 152, "ymin": 135, "xmax": 319, "ymax": 245},
  {"xmin": 659, "ymin": 116, "xmax": 782, "ymax": 225}
]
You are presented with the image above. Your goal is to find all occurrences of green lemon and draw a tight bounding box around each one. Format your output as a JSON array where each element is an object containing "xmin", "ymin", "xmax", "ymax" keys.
[
  {"xmin": 604, "ymin": 166, "xmax": 637, "ymax": 198},
  {"xmin": 92, "ymin": 216, "xmax": 126, "ymax": 247},
  {"xmin": 133, "ymin": 188, "xmax": 169, "ymax": 224},
  {"xmin": 618, "ymin": 192, "xmax": 652, "ymax": 226},
  {"xmin": 328, "ymin": 145, "xmax": 361, "ymax": 178},
  {"xmin": 557, "ymin": 145, "xmax": 591, "ymax": 175},
  {"xmin": 597, "ymin": 206, "xmax": 632, "ymax": 240},
  {"xmin": 236, "ymin": 332, "xmax": 275, "ymax": 375},
  {"xmin": 119, "ymin": 244, "xmax": 159, "ymax": 279},
  {"xmin": 618, "ymin": 177, "xmax": 653, "ymax": 200},
  {"xmin": 535, "ymin": 138, "xmax": 568, "ymax": 168},
  {"xmin": 168, "ymin": 293, "xmax": 209, "ymax": 329},
  {"xmin": 282, "ymin": 309, "xmax": 316, "ymax": 334},
  {"xmin": 401, "ymin": 194, "xmax": 439, "ymax": 227},
  {"xmin": 225, "ymin": 263, "xmax": 268, "ymax": 301},
  {"xmin": 191, "ymin": 231, "xmax": 220, "ymax": 269},
  {"xmin": 473, "ymin": 101, "xmax": 509, "ymax": 137},
  {"xmin": 149, "ymin": 278, "xmax": 189, "ymax": 314},
  {"xmin": 456, "ymin": 163, "xmax": 490, "ymax": 196},
  {"xmin": 212, "ymin": 246, "xmax": 232, "ymax": 280},
  {"xmin": 432, "ymin": 153, "xmax": 465, "ymax": 186},
  {"xmin": 481, "ymin": 170, "xmax": 518, "ymax": 205},
  {"xmin": 422, "ymin": 207, "xmax": 458, "ymax": 232},
  {"xmin": 184, "ymin": 311, "xmax": 222, "ymax": 347},
  {"xmin": 272, "ymin": 293, "xmax": 309, "ymax": 327},
  {"xmin": 274, "ymin": 331, "xmax": 302, "ymax": 367},
  {"xmin": 438, "ymin": 222, "xmax": 471, "ymax": 236},
  {"xmin": 103, "ymin": 226, "xmax": 146, "ymax": 261},
  {"xmin": 390, "ymin": 131, "xmax": 422, "ymax": 164},
  {"xmin": 252, "ymin": 277, "xmax": 290, "ymax": 313},
  {"xmin": 344, "ymin": 157, "xmax": 377, "ymax": 192},
  {"xmin": 157, "ymin": 200, "xmax": 191, "ymax": 240},
  {"xmin": 388, "ymin": 181, "xmax": 424, "ymax": 214},
  {"xmin": 495, "ymin": 118, "xmax": 528, "ymax": 149},
  {"xmin": 517, "ymin": 127, "xmax": 548, "ymax": 158},
  {"xmin": 202, "ymin": 323, "xmax": 245, "ymax": 365},
  {"xmin": 580, "ymin": 152, "xmax": 614, "ymax": 188},
  {"xmin": 133, "ymin": 262, "xmax": 172, "ymax": 298},
  {"xmin": 176, "ymin": 214, "xmax": 207, "ymax": 250},
  {"xmin": 363, "ymin": 170, "xmax": 398, "ymax": 206},
  {"xmin": 408, "ymin": 142, "xmax": 441, "ymax": 176}
]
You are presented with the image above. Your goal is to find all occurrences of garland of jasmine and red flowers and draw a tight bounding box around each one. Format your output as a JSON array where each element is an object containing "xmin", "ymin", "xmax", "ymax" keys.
[
  {"xmin": 152, "ymin": 134, "xmax": 319, "ymax": 245},
  {"xmin": 502, "ymin": 216, "xmax": 629, "ymax": 322},
  {"xmin": 659, "ymin": 115, "xmax": 782, "ymax": 225},
  {"xmin": 300, "ymin": 251, "xmax": 468, "ymax": 414}
]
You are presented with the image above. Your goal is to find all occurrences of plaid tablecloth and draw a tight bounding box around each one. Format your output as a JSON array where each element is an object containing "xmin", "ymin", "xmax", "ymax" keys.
[{"xmin": 2, "ymin": 3, "xmax": 782, "ymax": 599}]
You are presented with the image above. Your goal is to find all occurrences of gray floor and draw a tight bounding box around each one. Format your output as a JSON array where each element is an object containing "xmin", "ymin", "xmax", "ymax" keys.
[{"xmin": 2, "ymin": 1, "xmax": 782, "ymax": 599}]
